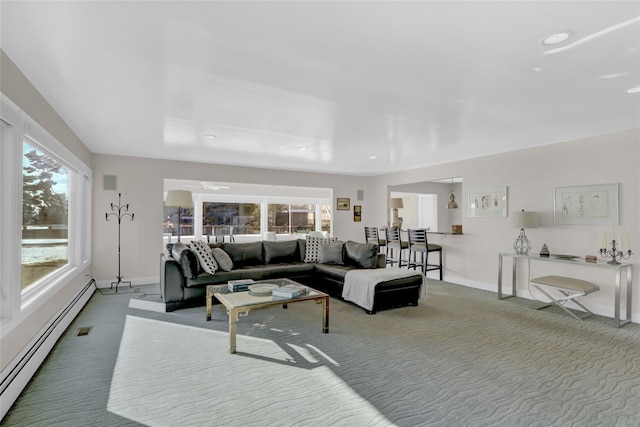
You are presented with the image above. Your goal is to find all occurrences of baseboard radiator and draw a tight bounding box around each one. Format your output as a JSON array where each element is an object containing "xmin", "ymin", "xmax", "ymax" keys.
[{"xmin": 0, "ymin": 278, "xmax": 95, "ymax": 420}]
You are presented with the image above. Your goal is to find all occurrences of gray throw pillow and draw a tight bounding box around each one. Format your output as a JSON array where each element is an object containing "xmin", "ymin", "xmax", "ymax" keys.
[
  {"xmin": 344, "ymin": 240, "xmax": 378, "ymax": 269},
  {"xmin": 318, "ymin": 242, "xmax": 345, "ymax": 265},
  {"xmin": 212, "ymin": 248, "xmax": 234, "ymax": 272}
]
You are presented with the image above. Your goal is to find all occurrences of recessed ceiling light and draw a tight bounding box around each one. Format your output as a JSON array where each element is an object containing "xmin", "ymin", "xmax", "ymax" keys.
[
  {"xmin": 203, "ymin": 134, "xmax": 217, "ymax": 140},
  {"xmin": 297, "ymin": 146, "xmax": 309, "ymax": 151},
  {"xmin": 533, "ymin": 67, "xmax": 542, "ymax": 72},
  {"xmin": 627, "ymin": 86, "xmax": 640, "ymax": 94},
  {"xmin": 540, "ymin": 31, "xmax": 573, "ymax": 46},
  {"xmin": 369, "ymin": 155, "xmax": 377, "ymax": 159}
]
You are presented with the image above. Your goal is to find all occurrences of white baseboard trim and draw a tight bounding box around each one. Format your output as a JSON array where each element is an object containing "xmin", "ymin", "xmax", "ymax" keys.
[{"xmin": 0, "ymin": 279, "xmax": 95, "ymax": 420}]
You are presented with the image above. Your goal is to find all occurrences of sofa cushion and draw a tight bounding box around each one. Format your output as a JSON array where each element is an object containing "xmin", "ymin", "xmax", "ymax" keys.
[
  {"xmin": 263, "ymin": 240, "xmax": 299, "ymax": 264},
  {"xmin": 344, "ymin": 240, "xmax": 379, "ymax": 269},
  {"xmin": 171, "ymin": 242, "xmax": 200, "ymax": 279},
  {"xmin": 184, "ymin": 262, "xmax": 315, "ymax": 287},
  {"xmin": 190, "ymin": 240, "xmax": 218, "ymax": 275},
  {"xmin": 304, "ymin": 236, "xmax": 339, "ymax": 263},
  {"xmin": 318, "ymin": 242, "xmax": 345, "ymax": 265},
  {"xmin": 212, "ymin": 247, "xmax": 234, "ymax": 271},
  {"xmin": 222, "ymin": 241, "xmax": 264, "ymax": 267}
]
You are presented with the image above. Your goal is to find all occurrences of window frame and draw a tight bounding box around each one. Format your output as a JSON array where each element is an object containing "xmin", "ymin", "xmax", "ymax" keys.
[{"xmin": 0, "ymin": 94, "xmax": 92, "ymax": 332}]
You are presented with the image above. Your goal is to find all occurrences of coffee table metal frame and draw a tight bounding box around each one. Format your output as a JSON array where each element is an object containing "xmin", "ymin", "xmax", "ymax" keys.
[{"xmin": 206, "ymin": 279, "xmax": 329, "ymax": 353}]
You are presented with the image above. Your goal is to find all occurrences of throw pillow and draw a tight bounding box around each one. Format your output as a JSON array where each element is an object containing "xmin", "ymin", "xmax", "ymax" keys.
[
  {"xmin": 304, "ymin": 236, "xmax": 339, "ymax": 263},
  {"xmin": 344, "ymin": 240, "xmax": 379, "ymax": 269},
  {"xmin": 318, "ymin": 242, "xmax": 345, "ymax": 265},
  {"xmin": 171, "ymin": 242, "xmax": 200, "ymax": 279},
  {"xmin": 190, "ymin": 240, "xmax": 218, "ymax": 275},
  {"xmin": 212, "ymin": 247, "xmax": 234, "ymax": 272}
]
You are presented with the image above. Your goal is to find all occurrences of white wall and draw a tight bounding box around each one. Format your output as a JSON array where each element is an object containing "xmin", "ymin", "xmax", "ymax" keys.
[
  {"xmin": 91, "ymin": 155, "xmax": 370, "ymax": 283},
  {"xmin": 369, "ymin": 129, "xmax": 640, "ymax": 322}
]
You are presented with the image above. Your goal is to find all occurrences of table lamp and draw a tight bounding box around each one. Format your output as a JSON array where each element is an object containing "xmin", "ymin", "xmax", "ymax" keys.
[{"xmin": 511, "ymin": 210, "xmax": 538, "ymax": 254}]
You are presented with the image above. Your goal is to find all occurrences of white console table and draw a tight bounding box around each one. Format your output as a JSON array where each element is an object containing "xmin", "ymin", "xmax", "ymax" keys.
[{"xmin": 498, "ymin": 252, "xmax": 633, "ymax": 328}]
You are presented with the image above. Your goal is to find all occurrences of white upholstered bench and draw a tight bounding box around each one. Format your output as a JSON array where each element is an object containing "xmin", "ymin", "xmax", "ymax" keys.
[{"xmin": 530, "ymin": 275, "xmax": 600, "ymax": 321}]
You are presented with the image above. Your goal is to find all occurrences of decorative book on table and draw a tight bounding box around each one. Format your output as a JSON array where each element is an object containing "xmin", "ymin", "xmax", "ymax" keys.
[
  {"xmin": 272, "ymin": 284, "xmax": 309, "ymax": 300},
  {"xmin": 227, "ymin": 279, "xmax": 255, "ymax": 292}
]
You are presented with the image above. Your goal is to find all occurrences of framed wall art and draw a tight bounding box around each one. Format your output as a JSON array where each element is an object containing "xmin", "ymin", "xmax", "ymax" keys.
[
  {"xmin": 337, "ymin": 198, "xmax": 350, "ymax": 210},
  {"xmin": 553, "ymin": 183, "xmax": 618, "ymax": 225},
  {"xmin": 353, "ymin": 205, "xmax": 362, "ymax": 222},
  {"xmin": 468, "ymin": 187, "xmax": 507, "ymax": 217}
]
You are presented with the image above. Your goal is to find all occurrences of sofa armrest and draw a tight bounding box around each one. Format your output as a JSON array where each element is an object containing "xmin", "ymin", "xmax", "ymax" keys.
[{"xmin": 161, "ymin": 252, "xmax": 186, "ymax": 303}]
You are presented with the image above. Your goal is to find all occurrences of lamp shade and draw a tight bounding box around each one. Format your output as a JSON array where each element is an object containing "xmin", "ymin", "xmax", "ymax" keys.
[
  {"xmin": 511, "ymin": 210, "xmax": 538, "ymax": 229},
  {"xmin": 389, "ymin": 198, "xmax": 404, "ymax": 209},
  {"xmin": 165, "ymin": 190, "xmax": 193, "ymax": 208}
]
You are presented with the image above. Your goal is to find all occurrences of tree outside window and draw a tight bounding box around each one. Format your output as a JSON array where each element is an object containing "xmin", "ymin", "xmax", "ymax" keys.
[{"xmin": 22, "ymin": 142, "xmax": 69, "ymax": 289}]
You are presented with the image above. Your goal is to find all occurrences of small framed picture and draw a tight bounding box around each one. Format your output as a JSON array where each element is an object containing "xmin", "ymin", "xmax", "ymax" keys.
[
  {"xmin": 354, "ymin": 205, "xmax": 362, "ymax": 222},
  {"xmin": 337, "ymin": 198, "xmax": 350, "ymax": 210},
  {"xmin": 468, "ymin": 187, "xmax": 507, "ymax": 217}
]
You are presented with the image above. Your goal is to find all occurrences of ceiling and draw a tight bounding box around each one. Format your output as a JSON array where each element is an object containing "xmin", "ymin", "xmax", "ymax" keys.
[{"xmin": 2, "ymin": 1, "xmax": 639, "ymax": 177}]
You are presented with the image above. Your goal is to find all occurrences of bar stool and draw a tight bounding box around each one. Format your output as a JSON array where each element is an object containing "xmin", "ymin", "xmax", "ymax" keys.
[
  {"xmin": 364, "ymin": 226, "xmax": 386, "ymax": 253},
  {"xmin": 407, "ymin": 228, "xmax": 443, "ymax": 280},
  {"xmin": 385, "ymin": 227, "xmax": 408, "ymax": 267}
]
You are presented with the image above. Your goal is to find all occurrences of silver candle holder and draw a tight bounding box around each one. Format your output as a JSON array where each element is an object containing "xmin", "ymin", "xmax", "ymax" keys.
[{"xmin": 599, "ymin": 239, "xmax": 633, "ymax": 265}]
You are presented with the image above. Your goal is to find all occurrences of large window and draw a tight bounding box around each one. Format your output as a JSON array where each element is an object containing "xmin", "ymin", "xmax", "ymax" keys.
[
  {"xmin": 1, "ymin": 94, "xmax": 92, "ymax": 325},
  {"xmin": 267, "ymin": 203, "xmax": 316, "ymax": 234},
  {"xmin": 22, "ymin": 142, "xmax": 70, "ymax": 290},
  {"xmin": 163, "ymin": 180, "xmax": 332, "ymax": 244},
  {"xmin": 202, "ymin": 202, "xmax": 261, "ymax": 237}
]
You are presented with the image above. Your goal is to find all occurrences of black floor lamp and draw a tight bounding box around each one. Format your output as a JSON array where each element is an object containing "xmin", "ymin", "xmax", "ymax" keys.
[{"xmin": 106, "ymin": 193, "xmax": 134, "ymax": 293}]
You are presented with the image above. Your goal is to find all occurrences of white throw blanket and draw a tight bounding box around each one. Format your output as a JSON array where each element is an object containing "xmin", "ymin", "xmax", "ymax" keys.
[{"xmin": 342, "ymin": 268, "xmax": 427, "ymax": 311}]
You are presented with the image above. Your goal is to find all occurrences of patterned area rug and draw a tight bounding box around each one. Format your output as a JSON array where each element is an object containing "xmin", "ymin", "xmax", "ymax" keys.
[{"xmin": 4, "ymin": 281, "xmax": 640, "ymax": 426}]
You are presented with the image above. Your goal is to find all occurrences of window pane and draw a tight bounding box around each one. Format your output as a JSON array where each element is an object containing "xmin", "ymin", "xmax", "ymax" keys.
[
  {"xmin": 163, "ymin": 206, "xmax": 194, "ymax": 241},
  {"xmin": 22, "ymin": 142, "xmax": 69, "ymax": 290},
  {"xmin": 267, "ymin": 203, "xmax": 316, "ymax": 234},
  {"xmin": 321, "ymin": 204, "xmax": 331, "ymax": 232},
  {"xmin": 202, "ymin": 202, "xmax": 261, "ymax": 237}
]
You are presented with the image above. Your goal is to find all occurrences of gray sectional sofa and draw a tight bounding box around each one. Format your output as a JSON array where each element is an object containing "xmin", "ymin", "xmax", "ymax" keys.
[{"xmin": 160, "ymin": 238, "xmax": 423, "ymax": 314}]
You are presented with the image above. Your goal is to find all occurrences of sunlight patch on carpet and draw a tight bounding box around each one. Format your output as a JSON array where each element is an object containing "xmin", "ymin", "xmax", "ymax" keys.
[{"xmin": 107, "ymin": 315, "xmax": 393, "ymax": 426}]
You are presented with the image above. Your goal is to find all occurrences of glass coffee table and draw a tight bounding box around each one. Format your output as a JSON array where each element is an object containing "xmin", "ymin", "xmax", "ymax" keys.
[{"xmin": 206, "ymin": 278, "xmax": 329, "ymax": 354}]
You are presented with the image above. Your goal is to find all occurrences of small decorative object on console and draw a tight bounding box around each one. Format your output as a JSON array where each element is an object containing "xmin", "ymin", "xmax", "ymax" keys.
[
  {"xmin": 451, "ymin": 225, "xmax": 462, "ymax": 234},
  {"xmin": 539, "ymin": 244, "xmax": 549, "ymax": 257}
]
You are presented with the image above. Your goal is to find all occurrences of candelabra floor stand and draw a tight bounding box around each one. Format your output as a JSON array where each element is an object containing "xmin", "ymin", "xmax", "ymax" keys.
[{"xmin": 106, "ymin": 193, "xmax": 135, "ymax": 293}]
